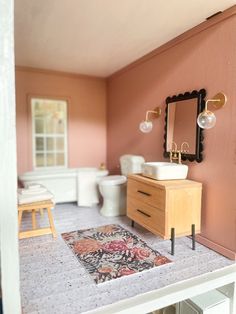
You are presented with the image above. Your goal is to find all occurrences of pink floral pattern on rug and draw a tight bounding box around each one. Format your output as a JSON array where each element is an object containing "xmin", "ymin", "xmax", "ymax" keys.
[{"xmin": 62, "ymin": 224, "xmax": 171, "ymax": 284}]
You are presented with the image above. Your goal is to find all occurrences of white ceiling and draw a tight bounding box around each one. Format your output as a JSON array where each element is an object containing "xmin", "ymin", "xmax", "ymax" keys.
[{"xmin": 14, "ymin": 0, "xmax": 236, "ymax": 77}]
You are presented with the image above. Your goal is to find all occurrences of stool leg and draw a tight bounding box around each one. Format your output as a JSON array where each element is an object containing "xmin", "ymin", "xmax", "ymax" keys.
[
  {"xmin": 32, "ymin": 209, "xmax": 36, "ymax": 229},
  {"xmin": 47, "ymin": 207, "xmax": 57, "ymax": 238},
  {"xmin": 18, "ymin": 210, "xmax": 23, "ymax": 231}
]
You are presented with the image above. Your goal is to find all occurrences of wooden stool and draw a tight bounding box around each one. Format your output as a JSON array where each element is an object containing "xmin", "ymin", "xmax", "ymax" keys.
[{"xmin": 18, "ymin": 200, "xmax": 57, "ymax": 239}]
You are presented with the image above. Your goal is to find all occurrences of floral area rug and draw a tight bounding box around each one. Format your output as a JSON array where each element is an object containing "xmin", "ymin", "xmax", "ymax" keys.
[{"xmin": 62, "ymin": 224, "xmax": 171, "ymax": 284}]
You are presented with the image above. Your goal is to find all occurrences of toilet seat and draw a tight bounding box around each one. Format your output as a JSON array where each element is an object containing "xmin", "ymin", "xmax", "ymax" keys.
[{"xmin": 99, "ymin": 175, "xmax": 127, "ymax": 186}]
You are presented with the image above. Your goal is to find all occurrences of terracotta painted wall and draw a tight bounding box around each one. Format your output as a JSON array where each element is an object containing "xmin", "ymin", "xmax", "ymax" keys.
[
  {"xmin": 107, "ymin": 14, "xmax": 236, "ymax": 256},
  {"xmin": 15, "ymin": 68, "xmax": 107, "ymax": 174}
]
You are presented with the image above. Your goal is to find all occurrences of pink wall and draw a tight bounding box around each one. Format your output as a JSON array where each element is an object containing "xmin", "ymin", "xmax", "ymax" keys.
[
  {"xmin": 107, "ymin": 12, "xmax": 236, "ymax": 257},
  {"xmin": 15, "ymin": 68, "xmax": 107, "ymax": 174}
]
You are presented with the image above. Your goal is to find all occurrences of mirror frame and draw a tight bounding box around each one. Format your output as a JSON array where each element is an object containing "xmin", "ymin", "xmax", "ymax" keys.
[{"xmin": 163, "ymin": 89, "xmax": 206, "ymax": 162}]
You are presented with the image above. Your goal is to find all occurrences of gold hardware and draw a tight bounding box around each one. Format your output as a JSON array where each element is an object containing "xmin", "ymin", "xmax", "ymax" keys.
[
  {"xmin": 99, "ymin": 162, "xmax": 106, "ymax": 170},
  {"xmin": 169, "ymin": 141, "xmax": 178, "ymax": 163},
  {"xmin": 202, "ymin": 92, "xmax": 227, "ymax": 113},
  {"xmin": 139, "ymin": 106, "xmax": 162, "ymax": 133},
  {"xmin": 208, "ymin": 92, "xmax": 227, "ymax": 110},
  {"xmin": 145, "ymin": 107, "xmax": 162, "ymax": 121},
  {"xmin": 178, "ymin": 151, "xmax": 182, "ymax": 164},
  {"xmin": 169, "ymin": 141, "xmax": 177, "ymax": 152},
  {"xmin": 170, "ymin": 150, "xmax": 181, "ymax": 164},
  {"xmin": 170, "ymin": 141, "xmax": 190, "ymax": 164},
  {"xmin": 197, "ymin": 92, "xmax": 227, "ymax": 129}
]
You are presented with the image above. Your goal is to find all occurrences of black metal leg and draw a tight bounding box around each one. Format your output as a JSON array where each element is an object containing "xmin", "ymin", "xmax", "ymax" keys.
[
  {"xmin": 171, "ymin": 227, "xmax": 175, "ymax": 255},
  {"xmin": 131, "ymin": 220, "xmax": 134, "ymax": 228},
  {"xmin": 192, "ymin": 224, "xmax": 196, "ymax": 250}
]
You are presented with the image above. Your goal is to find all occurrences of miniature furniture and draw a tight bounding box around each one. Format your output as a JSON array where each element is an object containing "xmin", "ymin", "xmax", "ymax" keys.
[
  {"xmin": 18, "ymin": 200, "xmax": 56, "ymax": 239},
  {"xmin": 127, "ymin": 174, "xmax": 202, "ymax": 255}
]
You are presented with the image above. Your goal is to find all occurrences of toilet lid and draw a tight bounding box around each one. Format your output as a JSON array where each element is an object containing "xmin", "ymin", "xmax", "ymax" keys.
[{"xmin": 99, "ymin": 175, "xmax": 127, "ymax": 186}]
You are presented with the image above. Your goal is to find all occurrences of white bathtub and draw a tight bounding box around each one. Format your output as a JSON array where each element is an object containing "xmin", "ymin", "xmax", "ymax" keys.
[{"xmin": 18, "ymin": 168, "xmax": 108, "ymax": 204}]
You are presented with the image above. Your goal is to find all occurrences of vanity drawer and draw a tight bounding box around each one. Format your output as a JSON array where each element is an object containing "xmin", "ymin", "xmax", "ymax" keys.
[
  {"xmin": 128, "ymin": 178, "xmax": 165, "ymax": 210},
  {"xmin": 127, "ymin": 197, "xmax": 165, "ymax": 237}
]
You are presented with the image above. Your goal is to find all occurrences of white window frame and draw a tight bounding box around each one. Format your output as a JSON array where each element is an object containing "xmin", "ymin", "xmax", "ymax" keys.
[{"xmin": 31, "ymin": 97, "xmax": 68, "ymax": 170}]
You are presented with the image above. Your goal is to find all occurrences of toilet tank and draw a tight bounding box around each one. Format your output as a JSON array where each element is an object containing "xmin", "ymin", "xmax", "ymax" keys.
[{"xmin": 120, "ymin": 155, "xmax": 145, "ymax": 176}]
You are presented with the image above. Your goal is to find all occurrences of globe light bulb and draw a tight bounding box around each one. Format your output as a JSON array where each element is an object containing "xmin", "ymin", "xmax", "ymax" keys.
[
  {"xmin": 139, "ymin": 120, "xmax": 153, "ymax": 133},
  {"xmin": 197, "ymin": 110, "xmax": 216, "ymax": 129}
]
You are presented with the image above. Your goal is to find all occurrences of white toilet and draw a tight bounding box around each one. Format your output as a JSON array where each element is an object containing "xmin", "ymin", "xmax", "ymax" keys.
[{"xmin": 99, "ymin": 155, "xmax": 145, "ymax": 217}]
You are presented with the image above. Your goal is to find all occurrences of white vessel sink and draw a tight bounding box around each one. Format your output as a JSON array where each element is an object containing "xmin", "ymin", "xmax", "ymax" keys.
[{"xmin": 142, "ymin": 162, "xmax": 188, "ymax": 180}]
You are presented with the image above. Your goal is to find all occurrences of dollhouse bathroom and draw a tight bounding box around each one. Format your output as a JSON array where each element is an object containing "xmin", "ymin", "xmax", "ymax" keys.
[{"xmin": 0, "ymin": 1, "xmax": 236, "ymax": 314}]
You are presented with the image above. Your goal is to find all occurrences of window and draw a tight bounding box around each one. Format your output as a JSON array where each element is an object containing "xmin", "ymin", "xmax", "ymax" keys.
[{"xmin": 31, "ymin": 98, "xmax": 68, "ymax": 169}]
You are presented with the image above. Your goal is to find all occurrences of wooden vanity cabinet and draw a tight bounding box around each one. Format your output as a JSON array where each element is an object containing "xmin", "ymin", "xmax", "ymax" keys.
[{"xmin": 127, "ymin": 174, "xmax": 202, "ymax": 239}]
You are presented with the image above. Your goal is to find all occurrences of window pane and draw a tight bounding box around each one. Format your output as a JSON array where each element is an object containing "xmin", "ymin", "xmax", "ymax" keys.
[
  {"xmin": 35, "ymin": 119, "xmax": 44, "ymax": 134},
  {"xmin": 46, "ymin": 138, "xmax": 54, "ymax": 150},
  {"xmin": 32, "ymin": 98, "xmax": 67, "ymax": 169},
  {"xmin": 35, "ymin": 137, "xmax": 44, "ymax": 151},
  {"xmin": 36, "ymin": 154, "xmax": 44, "ymax": 167},
  {"xmin": 46, "ymin": 153, "xmax": 55, "ymax": 166},
  {"xmin": 45, "ymin": 116, "xmax": 65, "ymax": 134},
  {"xmin": 56, "ymin": 138, "xmax": 64, "ymax": 150},
  {"xmin": 56, "ymin": 153, "xmax": 65, "ymax": 166},
  {"xmin": 56, "ymin": 120, "xmax": 65, "ymax": 134},
  {"xmin": 44, "ymin": 102, "xmax": 66, "ymax": 134},
  {"xmin": 45, "ymin": 117, "xmax": 55, "ymax": 134}
]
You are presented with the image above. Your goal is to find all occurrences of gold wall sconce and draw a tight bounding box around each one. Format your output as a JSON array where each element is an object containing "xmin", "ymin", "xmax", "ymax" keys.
[
  {"xmin": 139, "ymin": 107, "xmax": 162, "ymax": 133},
  {"xmin": 197, "ymin": 92, "xmax": 227, "ymax": 129}
]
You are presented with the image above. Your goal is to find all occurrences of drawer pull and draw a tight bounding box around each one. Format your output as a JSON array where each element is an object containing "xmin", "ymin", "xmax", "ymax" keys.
[
  {"xmin": 137, "ymin": 209, "xmax": 151, "ymax": 218},
  {"xmin": 137, "ymin": 190, "xmax": 151, "ymax": 197}
]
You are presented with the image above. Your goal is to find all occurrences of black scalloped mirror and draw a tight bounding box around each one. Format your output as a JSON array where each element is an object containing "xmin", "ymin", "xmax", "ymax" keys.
[{"xmin": 164, "ymin": 89, "xmax": 206, "ymax": 162}]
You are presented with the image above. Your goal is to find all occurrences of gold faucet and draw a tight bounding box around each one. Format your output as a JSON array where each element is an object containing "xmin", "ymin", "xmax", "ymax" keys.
[
  {"xmin": 169, "ymin": 141, "xmax": 189, "ymax": 164},
  {"xmin": 177, "ymin": 150, "xmax": 182, "ymax": 164},
  {"xmin": 169, "ymin": 141, "xmax": 178, "ymax": 163}
]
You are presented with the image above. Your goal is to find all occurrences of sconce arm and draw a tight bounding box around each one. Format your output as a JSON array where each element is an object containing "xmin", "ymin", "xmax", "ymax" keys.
[
  {"xmin": 204, "ymin": 92, "xmax": 227, "ymax": 111},
  {"xmin": 205, "ymin": 99, "xmax": 220, "ymax": 111},
  {"xmin": 145, "ymin": 107, "xmax": 162, "ymax": 121},
  {"xmin": 146, "ymin": 110, "xmax": 157, "ymax": 121}
]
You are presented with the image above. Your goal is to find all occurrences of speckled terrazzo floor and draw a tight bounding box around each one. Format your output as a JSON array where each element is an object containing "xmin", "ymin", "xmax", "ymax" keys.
[{"xmin": 19, "ymin": 203, "xmax": 234, "ymax": 314}]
